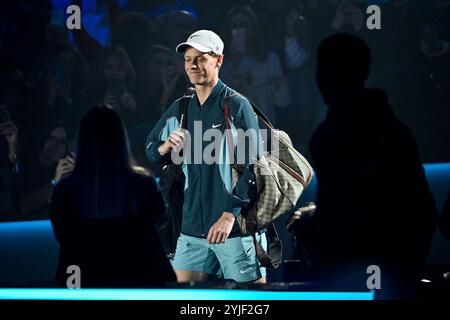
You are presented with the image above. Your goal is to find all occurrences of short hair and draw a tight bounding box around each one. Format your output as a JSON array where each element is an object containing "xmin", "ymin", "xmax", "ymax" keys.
[{"xmin": 317, "ymin": 33, "xmax": 371, "ymax": 85}]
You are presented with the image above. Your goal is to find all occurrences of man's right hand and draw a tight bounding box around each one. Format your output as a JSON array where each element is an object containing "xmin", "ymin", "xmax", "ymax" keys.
[
  {"xmin": 158, "ymin": 129, "xmax": 188, "ymax": 156},
  {"xmin": 207, "ymin": 212, "xmax": 236, "ymax": 244}
]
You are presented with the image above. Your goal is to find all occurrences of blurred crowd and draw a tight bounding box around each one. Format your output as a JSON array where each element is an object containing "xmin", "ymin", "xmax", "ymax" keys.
[{"xmin": 0, "ymin": 0, "xmax": 449, "ymax": 217}]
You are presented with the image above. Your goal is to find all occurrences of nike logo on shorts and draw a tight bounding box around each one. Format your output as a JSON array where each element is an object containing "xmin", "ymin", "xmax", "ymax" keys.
[
  {"xmin": 239, "ymin": 267, "xmax": 254, "ymax": 274},
  {"xmin": 212, "ymin": 123, "xmax": 222, "ymax": 128}
]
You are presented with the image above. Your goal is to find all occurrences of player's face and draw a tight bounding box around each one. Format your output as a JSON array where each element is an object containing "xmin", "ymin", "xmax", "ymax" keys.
[{"xmin": 184, "ymin": 47, "xmax": 220, "ymax": 86}]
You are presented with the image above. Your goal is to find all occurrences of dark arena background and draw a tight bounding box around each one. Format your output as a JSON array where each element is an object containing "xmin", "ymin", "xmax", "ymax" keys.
[{"xmin": 0, "ymin": 0, "xmax": 449, "ymax": 308}]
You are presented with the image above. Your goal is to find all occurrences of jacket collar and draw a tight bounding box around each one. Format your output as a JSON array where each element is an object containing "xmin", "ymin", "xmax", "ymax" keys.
[{"xmin": 193, "ymin": 79, "xmax": 225, "ymax": 107}]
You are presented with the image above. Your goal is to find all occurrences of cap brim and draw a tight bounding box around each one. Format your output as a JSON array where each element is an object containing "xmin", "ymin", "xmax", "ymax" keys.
[{"xmin": 176, "ymin": 41, "xmax": 212, "ymax": 54}]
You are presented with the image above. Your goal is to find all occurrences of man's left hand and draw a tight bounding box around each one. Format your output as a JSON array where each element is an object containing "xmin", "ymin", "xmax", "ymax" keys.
[{"xmin": 207, "ymin": 212, "xmax": 235, "ymax": 244}]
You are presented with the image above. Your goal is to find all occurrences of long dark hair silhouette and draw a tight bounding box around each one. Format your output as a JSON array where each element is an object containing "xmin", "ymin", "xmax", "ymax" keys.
[{"xmin": 72, "ymin": 104, "xmax": 139, "ymax": 218}]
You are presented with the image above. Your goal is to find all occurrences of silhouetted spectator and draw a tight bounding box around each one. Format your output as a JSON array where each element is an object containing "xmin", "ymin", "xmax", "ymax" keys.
[
  {"xmin": 309, "ymin": 33, "xmax": 437, "ymax": 293},
  {"xmin": 84, "ymin": 46, "xmax": 138, "ymax": 128},
  {"xmin": 220, "ymin": 5, "xmax": 291, "ymax": 126},
  {"xmin": 49, "ymin": 105, "xmax": 176, "ymax": 288}
]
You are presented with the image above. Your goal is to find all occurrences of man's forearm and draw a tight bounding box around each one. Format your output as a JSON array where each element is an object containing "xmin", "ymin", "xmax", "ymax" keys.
[{"xmin": 146, "ymin": 140, "xmax": 170, "ymax": 165}]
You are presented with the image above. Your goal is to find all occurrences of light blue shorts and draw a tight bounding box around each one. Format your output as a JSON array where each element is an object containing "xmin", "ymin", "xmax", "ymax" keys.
[{"xmin": 173, "ymin": 233, "xmax": 267, "ymax": 283}]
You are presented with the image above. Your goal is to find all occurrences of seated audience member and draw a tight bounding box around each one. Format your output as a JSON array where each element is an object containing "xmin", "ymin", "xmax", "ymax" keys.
[{"xmin": 49, "ymin": 105, "xmax": 176, "ymax": 288}]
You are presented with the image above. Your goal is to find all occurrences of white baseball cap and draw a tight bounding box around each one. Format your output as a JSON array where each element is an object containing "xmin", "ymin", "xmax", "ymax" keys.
[{"xmin": 176, "ymin": 30, "xmax": 224, "ymax": 55}]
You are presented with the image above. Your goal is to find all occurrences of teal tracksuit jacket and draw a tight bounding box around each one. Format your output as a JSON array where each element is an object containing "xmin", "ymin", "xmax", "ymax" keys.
[{"xmin": 146, "ymin": 80, "xmax": 261, "ymax": 238}]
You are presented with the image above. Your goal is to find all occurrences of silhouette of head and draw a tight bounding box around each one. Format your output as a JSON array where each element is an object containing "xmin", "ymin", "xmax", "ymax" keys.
[
  {"xmin": 316, "ymin": 33, "xmax": 371, "ymax": 106},
  {"xmin": 73, "ymin": 105, "xmax": 135, "ymax": 218},
  {"xmin": 76, "ymin": 104, "xmax": 131, "ymax": 174}
]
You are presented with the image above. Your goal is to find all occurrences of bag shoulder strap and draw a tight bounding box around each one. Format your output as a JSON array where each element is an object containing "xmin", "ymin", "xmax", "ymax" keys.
[
  {"xmin": 253, "ymin": 224, "xmax": 282, "ymax": 269},
  {"xmin": 223, "ymin": 92, "xmax": 274, "ymax": 129},
  {"xmin": 222, "ymin": 92, "xmax": 269, "ymax": 163},
  {"xmin": 223, "ymin": 93, "xmax": 283, "ymax": 269}
]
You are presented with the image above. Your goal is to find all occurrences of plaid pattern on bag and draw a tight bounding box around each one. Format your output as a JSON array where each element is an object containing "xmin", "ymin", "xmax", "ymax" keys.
[
  {"xmin": 225, "ymin": 94, "xmax": 314, "ymax": 268},
  {"xmin": 234, "ymin": 130, "xmax": 314, "ymax": 234}
]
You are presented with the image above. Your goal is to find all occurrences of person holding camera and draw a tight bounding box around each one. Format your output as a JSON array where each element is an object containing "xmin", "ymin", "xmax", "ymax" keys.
[
  {"xmin": 330, "ymin": 0, "xmax": 364, "ymax": 33},
  {"xmin": 84, "ymin": 46, "xmax": 138, "ymax": 127},
  {"xmin": 18, "ymin": 120, "xmax": 74, "ymax": 215},
  {"xmin": 219, "ymin": 6, "xmax": 291, "ymax": 127}
]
